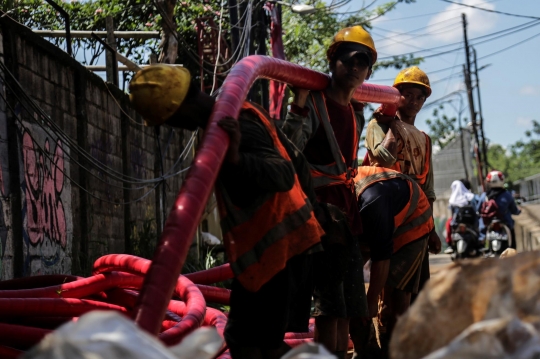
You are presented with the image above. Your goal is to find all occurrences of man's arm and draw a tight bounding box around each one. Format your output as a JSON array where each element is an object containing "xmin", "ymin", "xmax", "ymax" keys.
[
  {"xmin": 365, "ymin": 119, "xmax": 398, "ymax": 168},
  {"xmin": 367, "ymin": 260, "xmax": 390, "ymax": 318},
  {"xmin": 220, "ymin": 112, "xmax": 296, "ymax": 193},
  {"xmin": 280, "ymin": 89, "xmax": 318, "ymax": 151}
]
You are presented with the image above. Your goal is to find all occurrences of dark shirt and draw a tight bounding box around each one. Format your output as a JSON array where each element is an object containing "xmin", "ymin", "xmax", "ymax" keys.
[
  {"xmin": 219, "ymin": 109, "xmax": 317, "ymax": 210},
  {"xmin": 358, "ymin": 178, "xmax": 410, "ymax": 261},
  {"xmin": 298, "ymin": 94, "xmax": 363, "ymax": 235}
]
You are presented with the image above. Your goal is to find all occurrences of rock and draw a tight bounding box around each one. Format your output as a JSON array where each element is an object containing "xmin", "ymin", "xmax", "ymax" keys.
[
  {"xmin": 390, "ymin": 251, "xmax": 540, "ymax": 359},
  {"xmin": 421, "ymin": 317, "xmax": 540, "ymax": 359},
  {"xmin": 500, "ymin": 248, "xmax": 517, "ymax": 258}
]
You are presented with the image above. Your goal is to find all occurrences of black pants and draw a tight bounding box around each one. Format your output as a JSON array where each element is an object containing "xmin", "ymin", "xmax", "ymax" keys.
[{"xmin": 224, "ymin": 255, "xmax": 312, "ymax": 355}]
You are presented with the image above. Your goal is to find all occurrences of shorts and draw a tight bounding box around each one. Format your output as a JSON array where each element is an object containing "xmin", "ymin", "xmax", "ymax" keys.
[
  {"xmin": 312, "ymin": 239, "xmax": 368, "ymax": 318},
  {"xmin": 387, "ymin": 235, "xmax": 429, "ymax": 294}
]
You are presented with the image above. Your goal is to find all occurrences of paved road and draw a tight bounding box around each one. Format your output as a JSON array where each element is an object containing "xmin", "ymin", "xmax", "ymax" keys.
[{"xmin": 429, "ymin": 253, "xmax": 453, "ymax": 274}]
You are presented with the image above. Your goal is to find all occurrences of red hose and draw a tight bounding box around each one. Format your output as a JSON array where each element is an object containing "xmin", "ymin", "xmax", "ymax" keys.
[
  {"xmin": 0, "ymin": 298, "xmax": 127, "ymax": 317},
  {"xmin": 196, "ymin": 285, "xmax": 230, "ymax": 305},
  {"xmin": 0, "ymin": 272, "xmax": 143, "ymax": 299},
  {"xmin": 0, "ymin": 345, "xmax": 22, "ymax": 359},
  {"xmin": 184, "ymin": 264, "xmax": 234, "ymax": 285},
  {"xmin": 0, "ymin": 275, "xmax": 80, "ymax": 290},
  {"xmin": 133, "ymin": 55, "xmax": 402, "ymax": 335},
  {"xmin": 0, "ymin": 323, "xmax": 50, "ymax": 350}
]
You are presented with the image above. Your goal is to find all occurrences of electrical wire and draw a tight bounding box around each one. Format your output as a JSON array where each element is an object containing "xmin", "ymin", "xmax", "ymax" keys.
[
  {"xmin": 0, "ymin": 61, "xmax": 196, "ymax": 186},
  {"xmin": 478, "ymin": 30, "xmax": 540, "ymax": 60},
  {"xmin": 211, "ymin": 0, "xmax": 225, "ymax": 95},
  {"xmin": 440, "ymin": 0, "xmax": 540, "ymax": 20},
  {"xmin": 0, "ymin": 90, "xmax": 168, "ymax": 205},
  {"xmin": 373, "ymin": 0, "xmax": 503, "ymax": 22},
  {"xmin": 377, "ymin": 19, "xmax": 540, "ymax": 61}
]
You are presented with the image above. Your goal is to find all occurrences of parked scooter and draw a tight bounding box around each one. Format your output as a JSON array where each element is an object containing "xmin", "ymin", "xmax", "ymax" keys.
[{"xmin": 485, "ymin": 219, "xmax": 512, "ymax": 257}]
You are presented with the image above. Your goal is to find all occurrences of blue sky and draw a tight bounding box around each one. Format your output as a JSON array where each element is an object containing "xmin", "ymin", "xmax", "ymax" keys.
[{"xmin": 351, "ymin": 0, "xmax": 540, "ymax": 149}]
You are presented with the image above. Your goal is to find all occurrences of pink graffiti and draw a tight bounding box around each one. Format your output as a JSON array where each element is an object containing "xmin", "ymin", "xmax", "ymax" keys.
[{"xmin": 22, "ymin": 131, "xmax": 67, "ymax": 248}]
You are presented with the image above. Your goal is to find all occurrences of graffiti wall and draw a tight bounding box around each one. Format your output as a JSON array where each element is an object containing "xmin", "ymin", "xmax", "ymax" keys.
[
  {"xmin": 20, "ymin": 124, "xmax": 73, "ymax": 275},
  {"xmin": 0, "ymin": 87, "xmax": 12, "ymax": 280}
]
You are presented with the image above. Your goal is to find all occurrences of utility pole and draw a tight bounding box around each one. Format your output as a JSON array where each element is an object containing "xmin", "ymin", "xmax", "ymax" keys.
[
  {"xmin": 105, "ymin": 16, "xmax": 119, "ymax": 86},
  {"xmin": 472, "ymin": 47, "xmax": 489, "ymax": 176},
  {"xmin": 462, "ymin": 13, "xmax": 484, "ymax": 188},
  {"xmin": 257, "ymin": 4, "xmax": 269, "ymax": 110}
]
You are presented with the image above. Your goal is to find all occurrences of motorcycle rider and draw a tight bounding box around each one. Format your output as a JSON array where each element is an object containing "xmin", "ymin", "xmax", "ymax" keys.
[
  {"xmin": 444, "ymin": 179, "xmax": 482, "ymax": 252},
  {"xmin": 480, "ymin": 171, "xmax": 521, "ymax": 249}
]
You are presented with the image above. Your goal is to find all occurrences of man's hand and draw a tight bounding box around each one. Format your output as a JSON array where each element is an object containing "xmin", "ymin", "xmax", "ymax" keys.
[
  {"xmin": 428, "ymin": 230, "xmax": 442, "ymax": 254},
  {"xmin": 373, "ymin": 106, "xmax": 397, "ymax": 125},
  {"xmin": 218, "ymin": 117, "xmax": 241, "ymax": 165},
  {"xmin": 292, "ymin": 88, "xmax": 310, "ymax": 108}
]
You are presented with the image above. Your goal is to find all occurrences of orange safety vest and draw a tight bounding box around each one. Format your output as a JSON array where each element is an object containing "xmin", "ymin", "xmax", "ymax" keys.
[
  {"xmin": 216, "ymin": 102, "xmax": 325, "ymax": 293},
  {"xmin": 354, "ymin": 166, "xmax": 434, "ymax": 253},
  {"xmin": 308, "ymin": 92, "xmax": 359, "ymax": 190},
  {"xmin": 364, "ymin": 129, "xmax": 431, "ymax": 186}
]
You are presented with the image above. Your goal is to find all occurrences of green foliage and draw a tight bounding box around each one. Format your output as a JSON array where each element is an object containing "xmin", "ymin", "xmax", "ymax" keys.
[
  {"xmin": 283, "ymin": 0, "xmax": 420, "ymax": 73},
  {"xmin": 11, "ymin": 0, "xmax": 160, "ymax": 66},
  {"xmin": 425, "ymin": 105, "xmax": 459, "ymax": 149},
  {"xmin": 131, "ymin": 217, "xmax": 157, "ymax": 260},
  {"xmin": 487, "ymin": 120, "xmax": 540, "ymax": 183}
]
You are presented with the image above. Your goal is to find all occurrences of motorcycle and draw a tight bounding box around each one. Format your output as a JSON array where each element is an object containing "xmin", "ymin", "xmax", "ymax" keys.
[
  {"xmin": 485, "ymin": 219, "xmax": 512, "ymax": 257},
  {"xmin": 450, "ymin": 222, "xmax": 482, "ymax": 260}
]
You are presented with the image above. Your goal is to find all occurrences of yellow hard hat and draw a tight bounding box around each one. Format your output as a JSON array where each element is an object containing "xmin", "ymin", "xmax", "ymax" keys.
[
  {"xmin": 393, "ymin": 66, "xmax": 432, "ymax": 97},
  {"xmin": 129, "ymin": 64, "xmax": 191, "ymax": 126},
  {"xmin": 326, "ymin": 26, "xmax": 377, "ymax": 65}
]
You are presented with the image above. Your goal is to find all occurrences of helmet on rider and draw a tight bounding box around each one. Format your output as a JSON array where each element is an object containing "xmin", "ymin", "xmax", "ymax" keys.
[
  {"xmin": 326, "ymin": 26, "xmax": 377, "ymax": 66},
  {"xmin": 486, "ymin": 171, "xmax": 505, "ymax": 188}
]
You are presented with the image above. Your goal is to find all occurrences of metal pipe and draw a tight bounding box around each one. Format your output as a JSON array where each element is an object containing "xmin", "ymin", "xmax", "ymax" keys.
[
  {"xmin": 43, "ymin": 0, "xmax": 72, "ymax": 56},
  {"xmin": 34, "ymin": 30, "xmax": 160, "ymax": 39},
  {"xmin": 132, "ymin": 55, "xmax": 401, "ymax": 335}
]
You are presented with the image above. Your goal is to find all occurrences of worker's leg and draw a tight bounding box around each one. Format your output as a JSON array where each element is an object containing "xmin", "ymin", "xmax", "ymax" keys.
[
  {"xmin": 314, "ymin": 315, "xmax": 338, "ymax": 352},
  {"xmin": 224, "ymin": 266, "xmax": 290, "ymax": 359},
  {"xmin": 410, "ymin": 248, "xmax": 429, "ymax": 304},
  {"xmin": 335, "ymin": 318, "xmax": 351, "ymax": 359}
]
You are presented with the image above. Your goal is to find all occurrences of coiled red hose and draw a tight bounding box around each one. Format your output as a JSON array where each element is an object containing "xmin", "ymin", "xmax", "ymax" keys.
[{"xmin": 133, "ymin": 55, "xmax": 401, "ymax": 335}]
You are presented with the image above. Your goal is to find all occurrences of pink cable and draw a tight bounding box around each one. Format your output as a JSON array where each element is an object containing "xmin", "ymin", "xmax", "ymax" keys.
[{"xmin": 133, "ymin": 55, "xmax": 401, "ymax": 334}]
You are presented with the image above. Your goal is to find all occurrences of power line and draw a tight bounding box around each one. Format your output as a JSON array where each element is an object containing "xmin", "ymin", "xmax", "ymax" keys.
[
  {"xmin": 377, "ymin": 19, "xmax": 540, "ymax": 61},
  {"xmin": 440, "ymin": 0, "xmax": 540, "ymax": 20},
  {"xmin": 372, "ymin": 0, "xmax": 503, "ymax": 22},
  {"xmin": 478, "ymin": 30, "xmax": 540, "ymax": 60}
]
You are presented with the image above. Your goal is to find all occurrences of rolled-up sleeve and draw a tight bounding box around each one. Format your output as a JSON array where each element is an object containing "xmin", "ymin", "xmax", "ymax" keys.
[{"xmin": 365, "ymin": 119, "xmax": 396, "ymax": 168}]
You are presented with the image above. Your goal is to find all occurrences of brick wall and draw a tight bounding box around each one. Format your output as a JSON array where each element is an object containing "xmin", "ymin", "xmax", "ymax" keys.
[{"xmin": 0, "ymin": 15, "xmax": 208, "ymax": 278}]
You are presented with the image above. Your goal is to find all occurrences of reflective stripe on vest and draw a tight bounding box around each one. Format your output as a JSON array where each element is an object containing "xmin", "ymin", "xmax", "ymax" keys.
[
  {"xmin": 309, "ymin": 92, "xmax": 359, "ymax": 189},
  {"xmin": 217, "ymin": 102, "xmax": 325, "ymax": 292},
  {"xmin": 354, "ymin": 166, "xmax": 434, "ymax": 252}
]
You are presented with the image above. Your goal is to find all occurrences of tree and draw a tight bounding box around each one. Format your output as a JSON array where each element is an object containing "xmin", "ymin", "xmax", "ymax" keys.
[
  {"xmin": 282, "ymin": 0, "xmax": 421, "ymax": 73},
  {"xmin": 10, "ymin": 0, "xmax": 419, "ymax": 90},
  {"xmin": 487, "ymin": 121, "xmax": 540, "ymax": 184},
  {"xmin": 425, "ymin": 105, "xmax": 459, "ymax": 149}
]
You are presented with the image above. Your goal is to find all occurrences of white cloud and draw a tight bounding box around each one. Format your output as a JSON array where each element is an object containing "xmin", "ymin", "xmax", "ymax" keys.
[
  {"xmin": 427, "ymin": 0, "xmax": 498, "ymax": 42},
  {"xmin": 519, "ymin": 85, "xmax": 539, "ymax": 96},
  {"xmin": 516, "ymin": 117, "xmax": 533, "ymax": 127},
  {"xmin": 374, "ymin": 28, "xmax": 425, "ymax": 57}
]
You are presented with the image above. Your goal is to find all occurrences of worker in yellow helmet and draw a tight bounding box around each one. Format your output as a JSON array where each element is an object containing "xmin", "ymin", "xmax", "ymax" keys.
[
  {"xmin": 279, "ymin": 26, "xmax": 376, "ymax": 359},
  {"xmin": 362, "ymin": 66, "xmax": 441, "ymax": 356},
  {"xmin": 130, "ymin": 65, "xmax": 325, "ymax": 359}
]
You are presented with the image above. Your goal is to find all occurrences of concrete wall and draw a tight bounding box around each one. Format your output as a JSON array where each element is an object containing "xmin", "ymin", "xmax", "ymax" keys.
[
  {"xmin": 515, "ymin": 204, "xmax": 540, "ymax": 252},
  {"xmin": 0, "ymin": 16, "xmax": 220, "ymax": 278}
]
